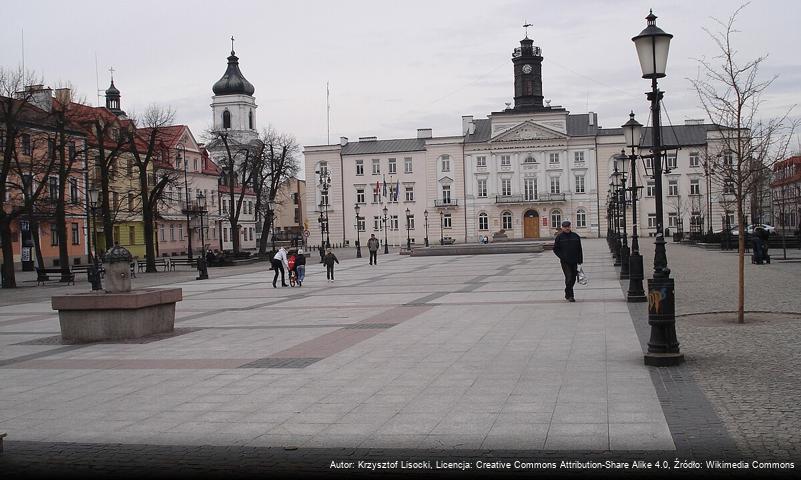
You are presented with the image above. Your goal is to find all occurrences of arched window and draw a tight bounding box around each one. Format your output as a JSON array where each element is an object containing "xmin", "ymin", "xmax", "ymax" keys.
[
  {"xmin": 550, "ymin": 209, "xmax": 562, "ymax": 228},
  {"xmin": 248, "ymin": 110, "xmax": 253, "ymax": 130},
  {"xmin": 478, "ymin": 212, "xmax": 488, "ymax": 231},
  {"xmin": 502, "ymin": 211, "xmax": 513, "ymax": 230},
  {"xmin": 576, "ymin": 209, "xmax": 586, "ymax": 228},
  {"xmin": 223, "ymin": 110, "xmax": 231, "ymax": 129}
]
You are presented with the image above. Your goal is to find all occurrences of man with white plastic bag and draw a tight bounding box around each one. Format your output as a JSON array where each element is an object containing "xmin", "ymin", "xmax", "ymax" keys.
[{"xmin": 552, "ymin": 220, "xmax": 584, "ymax": 302}]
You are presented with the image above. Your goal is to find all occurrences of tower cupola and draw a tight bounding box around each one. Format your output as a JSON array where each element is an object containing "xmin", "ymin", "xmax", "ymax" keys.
[{"xmin": 512, "ymin": 29, "xmax": 545, "ymax": 111}]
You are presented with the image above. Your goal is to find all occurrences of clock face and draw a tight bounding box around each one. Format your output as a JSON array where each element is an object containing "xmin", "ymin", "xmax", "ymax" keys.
[{"xmin": 522, "ymin": 64, "xmax": 532, "ymax": 74}]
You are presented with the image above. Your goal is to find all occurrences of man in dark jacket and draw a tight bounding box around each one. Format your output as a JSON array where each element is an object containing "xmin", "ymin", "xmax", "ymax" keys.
[
  {"xmin": 553, "ymin": 220, "xmax": 583, "ymax": 302},
  {"xmin": 367, "ymin": 234, "xmax": 380, "ymax": 265}
]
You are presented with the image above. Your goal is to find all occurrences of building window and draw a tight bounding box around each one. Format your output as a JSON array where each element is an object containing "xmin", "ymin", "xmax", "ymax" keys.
[
  {"xmin": 407, "ymin": 215, "xmax": 415, "ymax": 230},
  {"xmin": 648, "ymin": 214, "xmax": 657, "ymax": 229},
  {"xmin": 388, "ymin": 184, "xmax": 398, "ymax": 203},
  {"xmin": 48, "ymin": 176, "xmax": 59, "ymax": 202},
  {"xmin": 723, "ymin": 179, "xmax": 735, "ymax": 194},
  {"xmin": 668, "ymin": 212, "xmax": 678, "ymax": 228},
  {"xmin": 644, "ymin": 157, "xmax": 653, "ymax": 170},
  {"xmin": 318, "ymin": 161, "xmax": 328, "ymax": 176},
  {"xmin": 666, "ymin": 153, "xmax": 677, "ymax": 170},
  {"xmin": 550, "ymin": 210, "xmax": 561, "ymax": 229},
  {"xmin": 668, "ymin": 179, "xmax": 679, "ymax": 196},
  {"xmin": 170, "ymin": 224, "xmax": 176, "ymax": 241},
  {"xmin": 574, "ymin": 151, "xmax": 585, "ymax": 163},
  {"xmin": 129, "ymin": 226, "xmax": 136, "ymax": 244},
  {"xmin": 223, "ymin": 227, "xmax": 227, "ymax": 243},
  {"xmin": 372, "ymin": 159, "xmax": 380, "ymax": 175},
  {"xmin": 357, "ymin": 217, "xmax": 365, "ymax": 232},
  {"xmin": 249, "ymin": 110, "xmax": 254, "ymax": 130},
  {"xmin": 356, "ymin": 188, "xmax": 365, "ymax": 204},
  {"xmin": 478, "ymin": 213, "xmax": 488, "ymax": 230},
  {"xmin": 128, "ymin": 193, "xmax": 135, "ymax": 212},
  {"xmin": 646, "ymin": 181, "xmax": 655, "ymax": 197},
  {"xmin": 523, "ymin": 155, "xmax": 536, "ymax": 164},
  {"xmin": 689, "ymin": 152, "xmax": 700, "ymax": 167},
  {"xmin": 443, "ymin": 213, "xmax": 452, "ymax": 229},
  {"xmin": 388, "ymin": 158, "xmax": 397, "ymax": 174},
  {"xmin": 501, "ymin": 179, "xmax": 512, "ymax": 196},
  {"xmin": 159, "ymin": 224, "xmax": 166, "ymax": 241},
  {"xmin": 404, "ymin": 157, "xmax": 413, "ymax": 174},
  {"xmin": 71, "ymin": 223, "xmax": 80, "ymax": 245},
  {"xmin": 550, "ymin": 177, "xmax": 561, "ymax": 194},
  {"xmin": 477, "ymin": 179, "xmax": 487, "ymax": 198},
  {"xmin": 723, "ymin": 151, "xmax": 734, "ymax": 166},
  {"xmin": 222, "ymin": 110, "xmax": 231, "ymax": 129},
  {"xmin": 476, "ymin": 156, "xmax": 486, "ymax": 168},
  {"xmin": 441, "ymin": 155, "xmax": 450, "ymax": 173},
  {"xmin": 442, "ymin": 185, "xmax": 451, "ymax": 204},
  {"xmin": 390, "ymin": 215, "xmax": 399, "ymax": 230},
  {"xmin": 178, "ymin": 224, "xmax": 183, "ymax": 241},
  {"xmin": 500, "ymin": 155, "xmax": 511, "ymax": 167},
  {"xmin": 320, "ymin": 190, "xmax": 329, "ymax": 206},
  {"xmin": 575, "ymin": 175, "xmax": 585, "ymax": 194},
  {"xmin": 524, "ymin": 178, "xmax": 537, "ymax": 200},
  {"xmin": 549, "ymin": 152, "xmax": 560, "ymax": 164},
  {"xmin": 51, "ymin": 224, "xmax": 58, "ymax": 246},
  {"xmin": 22, "ymin": 134, "xmax": 31, "ymax": 155},
  {"xmin": 374, "ymin": 216, "xmax": 381, "ymax": 231},
  {"xmin": 356, "ymin": 160, "xmax": 364, "ymax": 176},
  {"xmin": 502, "ymin": 211, "xmax": 512, "ymax": 230},
  {"xmin": 690, "ymin": 179, "xmax": 700, "ymax": 195},
  {"xmin": 373, "ymin": 190, "xmax": 381, "ymax": 203},
  {"xmin": 576, "ymin": 209, "xmax": 587, "ymax": 228},
  {"xmin": 405, "ymin": 186, "xmax": 414, "ymax": 202}
]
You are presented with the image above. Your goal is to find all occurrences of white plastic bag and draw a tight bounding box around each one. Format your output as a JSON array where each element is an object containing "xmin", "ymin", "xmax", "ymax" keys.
[{"xmin": 577, "ymin": 264, "xmax": 588, "ymax": 285}]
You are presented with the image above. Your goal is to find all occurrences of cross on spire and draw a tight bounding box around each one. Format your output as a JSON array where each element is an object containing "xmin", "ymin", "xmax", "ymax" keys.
[
  {"xmin": 108, "ymin": 66, "xmax": 115, "ymax": 82},
  {"xmin": 523, "ymin": 22, "xmax": 532, "ymax": 38},
  {"xmin": 230, "ymin": 35, "xmax": 235, "ymax": 54}
]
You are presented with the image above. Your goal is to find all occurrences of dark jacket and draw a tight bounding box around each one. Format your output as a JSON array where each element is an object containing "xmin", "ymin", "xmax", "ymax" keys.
[
  {"xmin": 367, "ymin": 237, "xmax": 380, "ymax": 252},
  {"xmin": 295, "ymin": 254, "xmax": 306, "ymax": 266},
  {"xmin": 323, "ymin": 252, "xmax": 339, "ymax": 267},
  {"xmin": 553, "ymin": 231, "xmax": 583, "ymax": 265}
]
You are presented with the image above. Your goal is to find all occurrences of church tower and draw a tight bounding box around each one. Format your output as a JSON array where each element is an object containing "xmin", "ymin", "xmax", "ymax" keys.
[
  {"xmin": 512, "ymin": 34, "xmax": 545, "ymax": 111},
  {"xmin": 104, "ymin": 73, "xmax": 127, "ymax": 118},
  {"xmin": 210, "ymin": 38, "xmax": 258, "ymax": 143}
]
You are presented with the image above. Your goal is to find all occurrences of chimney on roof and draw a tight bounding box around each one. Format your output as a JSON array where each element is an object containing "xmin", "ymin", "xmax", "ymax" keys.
[
  {"xmin": 462, "ymin": 116, "xmax": 474, "ymax": 135},
  {"xmin": 417, "ymin": 128, "xmax": 432, "ymax": 139},
  {"xmin": 22, "ymin": 84, "xmax": 53, "ymax": 112},
  {"xmin": 340, "ymin": 136, "xmax": 348, "ymax": 146},
  {"xmin": 358, "ymin": 136, "xmax": 377, "ymax": 142},
  {"xmin": 588, "ymin": 112, "xmax": 595, "ymax": 126},
  {"xmin": 54, "ymin": 88, "xmax": 71, "ymax": 106},
  {"xmin": 685, "ymin": 119, "xmax": 704, "ymax": 125}
]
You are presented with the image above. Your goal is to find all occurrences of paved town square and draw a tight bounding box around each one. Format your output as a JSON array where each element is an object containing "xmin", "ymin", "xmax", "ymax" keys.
[{"xmin": 1, "ymin": 240, "xmax": 799, "ymax": 477}]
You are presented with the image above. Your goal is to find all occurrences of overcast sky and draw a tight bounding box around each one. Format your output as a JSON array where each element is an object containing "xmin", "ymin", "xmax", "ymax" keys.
[{"xmin": 3, "ymin": 0, "xmax": 800, "ymax": 163}]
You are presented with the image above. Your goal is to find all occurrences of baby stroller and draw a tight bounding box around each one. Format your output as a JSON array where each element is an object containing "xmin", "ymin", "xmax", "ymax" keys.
[{"xmin": 287, "ymin": 251, "xmax": 298, "ymax": 286}]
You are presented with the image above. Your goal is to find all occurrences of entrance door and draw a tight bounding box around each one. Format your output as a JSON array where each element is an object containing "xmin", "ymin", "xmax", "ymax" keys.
[{"xmin": 523, "ymin": 210, "xmax": 540, "ymax": 238}]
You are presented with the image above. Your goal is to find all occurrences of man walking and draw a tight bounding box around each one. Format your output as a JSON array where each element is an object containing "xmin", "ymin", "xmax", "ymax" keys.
[
  {"xmin": 552, "ymin": 220, "xmax": 583, "ymax": 302},
  {"xmin": 367, "ymin": 234, "xmax": 380, "ymax": 265}
]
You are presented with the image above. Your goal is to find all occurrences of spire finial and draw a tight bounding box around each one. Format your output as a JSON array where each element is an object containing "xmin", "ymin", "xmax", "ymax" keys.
[
  {"xmin": 108, "ymin": 66, "xmax": 115, "ymax": 83},
  {"xmin": 230, "ymin": 35, "xmax": 235, "ymax": 55},
  {"xmin": 523, "ymin": 21, "xmax": 532, "ymax": 38}
]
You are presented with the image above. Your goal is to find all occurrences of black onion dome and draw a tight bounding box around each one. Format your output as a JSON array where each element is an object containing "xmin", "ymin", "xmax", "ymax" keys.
[
  {"xmin": 105, "ymin": 80, "xmax": 120, "ymax": 96},
  {"xmin": 212, "ymin": 51, "xmax": 255, "ymax": 96}
]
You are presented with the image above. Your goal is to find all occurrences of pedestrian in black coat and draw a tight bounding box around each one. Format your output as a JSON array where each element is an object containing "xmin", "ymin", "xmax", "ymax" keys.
[
  {"xmin": 553, "ymin": 220, "xmax": 583, "ymax": 302},
  {"xmin": 323, "ymin": 249, "xmax": 339, "ymax": 282}
]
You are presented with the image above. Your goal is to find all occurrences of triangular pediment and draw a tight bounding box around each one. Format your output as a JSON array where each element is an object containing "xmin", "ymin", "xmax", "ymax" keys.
[{"xmin": 490, "ymin": 121, "xmax": 567, "ymax": 143}]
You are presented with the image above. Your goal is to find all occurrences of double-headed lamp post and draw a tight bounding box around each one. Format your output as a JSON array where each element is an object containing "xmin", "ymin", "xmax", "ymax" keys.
[
  {"xmin": 622, "ymin": 113, "xmax": 647, "ymax": 302},
  {"xmin": 405, "ymin": 207, "xmax": 411, "ymax": 250},
  {"xmin": 177, "ymin": 144, "xmax": 193, "ymax": 261},
  {"xmin": 196, "ymin": 191, "xmax": 209, "ymax": 280},
  {"xmin": 633, "ymin": 9, "xmax": 683, "ymax": 365},
  {"xmin": 354, "ymin": 204, "xmax": 362, "ymax": 258},
  {"xmin": 424, "ymin": 210, "xmax": 429, "ymax": 247},
  {"xmin": 616, "ymin": 155, "xmax": 631, "ymax": 280},
  {"xmin": 439, "ymin": 210, "xmax": 444, "ymax": 246},
  {"xmin": 87, "ymin": 187, "xmax": 102, "ymax": 291},
  {"xmin": 382, "ymin": 205, "xmax": 389, "ymax": 254}
]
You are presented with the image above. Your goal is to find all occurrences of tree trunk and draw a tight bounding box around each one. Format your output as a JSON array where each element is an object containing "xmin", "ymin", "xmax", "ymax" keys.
[
  {"xmin": 258, "ymin": 217, "xmax": 270, "ymax": 254},
  {"xmin": 737, "ymin": 197, "xmax": 745, "ymax": 324},
  {"xmin": 28, "ymin": 215, "xmax": 45, "ymax": 271},
  {"xmin": 56, "ymin": 189, "xmax": 71, "ymax": 282},
  {"xmin": 0, "ymin": 219, "xmax": 16, "ymax": 288},
  {"xmin": 101, "ymin": 171, "xmax": 114, "ymax": 250}
]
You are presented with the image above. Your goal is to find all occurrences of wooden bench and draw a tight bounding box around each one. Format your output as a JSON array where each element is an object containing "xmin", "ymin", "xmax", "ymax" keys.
[
  {"xmin": 35, "ymin": 267, "xmax": 75, "ymax": 286},
  {"xmin": 137, "ymin": 258, "xmax": 169, "ymax": 273},
  {"xmin": 169, "ymin": 258, "xmax": 197, "ymax": 270}
]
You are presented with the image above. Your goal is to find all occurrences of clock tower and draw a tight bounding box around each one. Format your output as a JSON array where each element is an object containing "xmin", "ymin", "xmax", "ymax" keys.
[{"xmin": 512, "ymin": 35, "xmax": 545, "ymax": 111}]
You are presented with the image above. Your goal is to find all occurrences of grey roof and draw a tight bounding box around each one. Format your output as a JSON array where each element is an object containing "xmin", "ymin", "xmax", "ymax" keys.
[
  {"xmin": 566, "ymin": 114, "xmax": 599, "ymax": 136},
  {"xmin": 341, "ymin": 138, "xmax": 426, "ymax": 155},
  {"xmin": 640, "ymin": 124, "xmax": 715, "ymax": 148},
  {"xmin": 465, "ymin": 119, "xmax": 492, "ymax": 143}
]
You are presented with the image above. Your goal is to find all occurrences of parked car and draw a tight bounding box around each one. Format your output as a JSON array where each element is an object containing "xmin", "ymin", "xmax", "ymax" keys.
[{"xmin": 731, "ymin": 224, "xmax": 775, "ymax": 236}]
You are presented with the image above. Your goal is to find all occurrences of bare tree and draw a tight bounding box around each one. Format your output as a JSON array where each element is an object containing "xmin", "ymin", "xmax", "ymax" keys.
[
  {"xmin": 252, "ymin": 126, "xmax": 300, "ymax": 254},
  {"xmin": 690, "ymin": 3, "xmax": 798, "ymax": 323},
  {"xmin": 0, "ymin": 68, "xmax": 61, "ymax": 288},
  {"xmin": 128, "ymin": 105, "xmax": 180, "ymax": 272}
]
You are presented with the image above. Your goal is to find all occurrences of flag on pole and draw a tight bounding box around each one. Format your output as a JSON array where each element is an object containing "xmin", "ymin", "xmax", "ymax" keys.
[
  {"xmin": 382, "ymin": 176, "xmax": 387, "ymax": 198},
  {"xmin": 395, "ymin": 179, "xmax": 400, "ymax": 201},
  {"xmin": 374, "ymin": 179, "xmax": 380, "ymax": 195}
]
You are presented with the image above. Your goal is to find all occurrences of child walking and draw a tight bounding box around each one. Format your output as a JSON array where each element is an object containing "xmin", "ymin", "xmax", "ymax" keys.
[{"xmin": 323, "ymin": 249, "xmax": 339, "ymax": 282}]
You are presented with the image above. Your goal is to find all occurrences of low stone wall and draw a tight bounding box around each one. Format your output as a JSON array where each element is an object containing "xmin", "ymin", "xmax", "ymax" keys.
[
  {"xmin": 52, "ymin": 288, "xmax": 182, "ymax": 343},
  {"xmin": 410, "ymin": 242, "xmax": 545, "ymax": 257}
]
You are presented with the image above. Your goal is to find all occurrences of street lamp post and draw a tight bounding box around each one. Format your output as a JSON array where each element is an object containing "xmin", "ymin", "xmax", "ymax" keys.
[
  {"xmin": 196, "ymin": 191, "xmax": 209, "ymax": 280},
  {"xmin": 268, "ymin": 199, "xmax": 276, "ymax": 256},
  {"xmin": 382, "ymin": 205, "xmax": 389, "ymax": 254},
  {"xmin": 177, "ymin": 144, "xmax": 193, "ymax": 261},
  {"xmin": 622, "ymin": 113, "xmax": 647, "ymax": 302},
  {"xmin": 617, "ymin": 155, "xmax": 631, "ymax": 280},
  {"xmin": 633, "ymin": 9, "xmax": 683, "ymax": 365},
  {"xmin": 355, "ymin": 204, "xmax": 362, "ymax": 258},
  {"xmin": 317, "ymin": 170, "xmax": 331, "ymax": 249},
  {"xmin": 87, "ymin": 188, "xmax": 103, "ymax": 291},
  {"xmin": 424, "ymin": 209, "xmax": 429, "ymax": 247},
  {"xmin": 318, "ymin": 208, "xmax": 325, "ymax": 263},
  {"xmin": 439, "ymin": 210, "xmax": 444, "ymax": 246},
  {"xmin": 611, "ymin": 180, "xmax": 621, "ymax": 266},
  {"xmin": 405, "ymin": 207, "xmax": 411, "ymax": 251}
]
